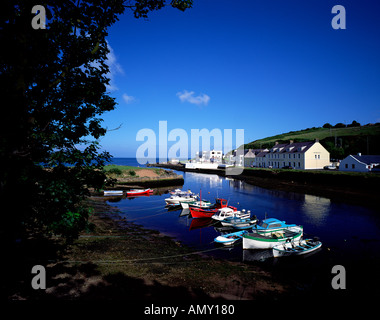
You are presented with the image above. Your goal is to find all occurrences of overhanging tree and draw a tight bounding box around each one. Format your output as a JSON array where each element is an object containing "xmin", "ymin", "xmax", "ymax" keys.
[{"xmin": 0, "ymin": 0, "xmax": 192, "ymax": 242}]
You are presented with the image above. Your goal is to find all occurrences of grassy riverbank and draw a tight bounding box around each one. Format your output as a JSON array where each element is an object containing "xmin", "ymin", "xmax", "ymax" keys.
[{"xmin": 103, "ymin": 165, "xmax": 184, "ymax": 188}]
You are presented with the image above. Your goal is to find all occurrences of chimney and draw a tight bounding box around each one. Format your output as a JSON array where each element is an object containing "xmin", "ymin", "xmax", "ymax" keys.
[
  {"xmin": 315, "ymin": 138, "xmax": 319, "ymax": 142},
  {"xmin": 289, "ymin": 140, "xmax": 294, "ymax": 144},
  {"xmin": 275, "ymin": 141, "xmax": 279, "ymax": 145}
]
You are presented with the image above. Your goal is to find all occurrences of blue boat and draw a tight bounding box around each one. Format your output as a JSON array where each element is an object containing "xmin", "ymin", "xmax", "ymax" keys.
[
  {"xmin": 214, "ymin": 230, "xmax": 248, "ymax": 246},
  {"xmin": 253, "ymin": 218, "xmax": 298, "ymax": 234}
]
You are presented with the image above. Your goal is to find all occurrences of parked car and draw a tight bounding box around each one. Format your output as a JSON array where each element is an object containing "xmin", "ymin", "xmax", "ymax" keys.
[
  {"xmin": 282, "ymin": 165, "xmax": 294, "ymax": 169},
  {"xmin": 323, "ymin": 165, "xmax": 337, "ymax": 170}
]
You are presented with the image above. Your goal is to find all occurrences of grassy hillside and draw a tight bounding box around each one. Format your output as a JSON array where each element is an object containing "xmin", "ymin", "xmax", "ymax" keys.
[{"xmin": 244, "ymin": 123, "xmax": 380, "ymax": 159}]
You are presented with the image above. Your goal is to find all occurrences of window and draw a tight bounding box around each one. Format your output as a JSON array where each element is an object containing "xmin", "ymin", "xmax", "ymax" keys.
[
  {"xmin": 298, "ymin": 154, "xmax": 300, "ymax": 159},
  {"xmin": 352, "ymin": 164, "xmax": 355, "ymax": 169},
  {"xmin": 298, "ymin": 162, "xmax": 301, "ymax": 167},
  {"xmin": 318, "ymin": 155, "xmax": 320, "ymax": 159},
  {"xmin": 345, "ymin": 164, "xmax": 348, "ymax": 168}
]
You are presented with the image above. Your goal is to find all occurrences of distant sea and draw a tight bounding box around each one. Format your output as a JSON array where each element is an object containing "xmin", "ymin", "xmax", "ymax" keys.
[{"xmin": 107, "ymin": 157, "xmax": 157, "ymax": 167}]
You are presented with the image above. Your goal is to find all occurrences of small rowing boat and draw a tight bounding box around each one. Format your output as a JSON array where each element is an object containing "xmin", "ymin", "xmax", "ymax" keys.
[
  {"xmin": 214, "ymin": 230, "xmax": 248, "ymax": 246},
  {"xmin": 272, "ymin": 238, "xmax": 322, "ymax": 257}
]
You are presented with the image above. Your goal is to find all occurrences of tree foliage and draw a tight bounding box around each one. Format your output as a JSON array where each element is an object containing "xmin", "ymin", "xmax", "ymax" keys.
[{"xmin": 0, "ymin": 0, "xmax": 192, "ymax": 242}]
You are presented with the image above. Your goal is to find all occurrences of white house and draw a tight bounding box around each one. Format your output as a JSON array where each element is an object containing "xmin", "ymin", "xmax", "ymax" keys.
[
  {"xmin": 255, "ymin": 140, "xmax": 330, "ymax": 170},
  {"xmin": 339, "ymin": 153, "xmax": 380, "ymax": 172}
]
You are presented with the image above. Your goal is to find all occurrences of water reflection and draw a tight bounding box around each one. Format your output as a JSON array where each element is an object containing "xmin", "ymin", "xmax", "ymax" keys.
[
  {"xmin": 301, "ymin": 194, "xmax": 331, "ymax": 227},
  {"xmin": 109, "ymin": 170, "xmax": 380, "ymax": 267},
  {"xmin": 183, "ymin": 172, "xmax": 223, "ymax": 190}
]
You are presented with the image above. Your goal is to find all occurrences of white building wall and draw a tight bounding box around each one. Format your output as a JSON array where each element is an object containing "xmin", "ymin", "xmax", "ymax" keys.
[{"xmin": 339, "ymin": 155, "xmax": 369, "ymax": 172}]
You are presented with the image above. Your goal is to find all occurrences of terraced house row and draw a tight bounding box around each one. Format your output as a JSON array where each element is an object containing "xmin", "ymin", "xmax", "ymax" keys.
[{"xmin": 246, "ymin": 139, "xmax": 330, "ymax": 170}]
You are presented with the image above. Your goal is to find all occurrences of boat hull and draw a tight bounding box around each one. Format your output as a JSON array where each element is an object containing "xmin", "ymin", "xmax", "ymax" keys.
[
  {"xmin": 126, "ymin": 188, "xmax": 153, "ymax": 196},
  {"xmin": 214, "ymin": 231, "xmax": 248, "ymax": 246},
  {"xmin": 272, "ymin": 239, "xmax": 322, "ymax": 257},
  {"xmin": 104, "ymin": 190, "xmax": 123, "ymax": 196},
  {"xmin": 242, "ymin": 228, "xmax": 303, "ymax": 249},
  {"xmin": 165, "ymin": 197, "xmax": 197, "ymax": 205},
  {"xmin": 189, "ymin": 207, "xmax": 218, "ymax": 218}
]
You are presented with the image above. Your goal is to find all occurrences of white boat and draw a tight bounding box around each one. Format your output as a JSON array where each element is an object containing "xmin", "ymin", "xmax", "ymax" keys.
[
  {"xmin": 181, "ymin": 200, "xmax": 213, "ymax": 209},
  {"xmin": 242, "ymin": 226, "xmax": 303, "ymax": 249},
  {"xmin": 165, "ymin": 194, "xmax": 198, "ymax": 205},
  {"xmin": 212, "ymin": 208, "xmax": 251, "ymax": 221},
  {"xmin": 272, "ymin": 238, "xmax": 322, "ymax": 257},
  {"xmin": 214, "ymin": 230, "xmax": 248, "ymax": 246},
  {"xmin": 103, "ymin": 190, "xmax": 123, "ymax": 196},
  {"xmin": 170, "ymin": 189, "xmax": 193, "ymax": 196}
]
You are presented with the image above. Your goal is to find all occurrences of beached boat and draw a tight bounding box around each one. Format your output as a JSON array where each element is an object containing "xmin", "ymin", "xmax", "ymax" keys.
[
  {"xmin": 214, "ymin": 230, "xmax": 248, "ymax": 246},
  {"xmin": 242, "ymin": 226, "xmax": 303, "ymax": 249},
  {"xmin": 189, "ymin": 198, "xmax": 237, "ymax": 218},
  {"xmin": 126, "ymin": 188, "xmax": 153, "ymax": 196},
  {"xmin": 212, "ymin": 208, "xmax": 251, "ymax": 221},
  {"xmin": 103, "ymin": 190, "xmax": 124, "ymax": 196},
  {"xmin": 272, "ymin": 238, "xmax": 322, "ymax": 257}
]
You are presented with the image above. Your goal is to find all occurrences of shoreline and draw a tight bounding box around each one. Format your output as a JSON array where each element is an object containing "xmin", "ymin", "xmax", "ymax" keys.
[
  {"xmin": 149, "ymin": 163, "xmax": 380, "ymax": 209},
  {"xmin": 7, "ymin": 196, "xmax": 296, "ymax": 302}
]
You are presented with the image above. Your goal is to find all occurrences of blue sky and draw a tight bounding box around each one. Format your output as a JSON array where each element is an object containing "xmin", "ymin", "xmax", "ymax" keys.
[{"xmin": 99, "ymin": 0, "xmax": 380, "ymax": 158}]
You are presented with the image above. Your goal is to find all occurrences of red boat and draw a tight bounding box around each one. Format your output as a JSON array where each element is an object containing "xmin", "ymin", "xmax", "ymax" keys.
[
  {"xmin": 126, "ymin": 188, "xmax": 153, "ymax": 196},
  {"xmin": 189, "ymin": 198, "xmax": 237, "ymax": 218}
]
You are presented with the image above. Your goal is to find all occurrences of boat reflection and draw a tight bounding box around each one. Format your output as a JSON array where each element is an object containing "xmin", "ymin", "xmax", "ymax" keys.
[
  {"xmin": 189, "ymin": 218, "xmax": 215, "ymax": 230},
  {"xmin": 242, "ymin": 249, "xmax": 274, "ymax": 262}
]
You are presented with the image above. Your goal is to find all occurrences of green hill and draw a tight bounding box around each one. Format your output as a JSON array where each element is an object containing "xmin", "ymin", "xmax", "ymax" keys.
[{"xmin": 244, "ymin": 123, "xmax": 380, "ymax": 160}]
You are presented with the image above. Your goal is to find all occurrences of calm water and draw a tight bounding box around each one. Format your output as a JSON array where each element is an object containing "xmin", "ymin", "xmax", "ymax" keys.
[{"xmin": 107, "ymin": 158, "xmax": 380, "ymax": 298}]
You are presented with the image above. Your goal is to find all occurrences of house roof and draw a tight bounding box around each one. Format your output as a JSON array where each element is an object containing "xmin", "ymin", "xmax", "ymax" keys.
[
  {"xmin": 351, "ymin": 155, "xmax": 380, "ymax": 165},
  {"xmin": 243, "ymin": 149, "xmax": 268, "ymax": 158},
  {"xmin": 269, "ymin": 141, "xmax": 316, "ymax": 154},
  {"xmin": 255, "ymin": 141, "xmax": 325, "ymax": 158}
]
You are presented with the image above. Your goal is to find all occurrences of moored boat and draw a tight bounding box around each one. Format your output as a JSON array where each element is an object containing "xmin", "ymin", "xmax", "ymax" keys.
[
  {"xmin": 220, "ymin": 216, "xmax": 258, "ymax": 229},
  {"xmin": 165, "ymin": 193, "xmax": 198, "ymax": 205},
  {"xmin": 126, "ymin": 188, "xmax": 153, "ymax": 196},
  {"xmin": 242, "ymin": 226, "xmax": 303, "ymax": 249},
  {"xmin": 103, "ymin": 190, "xmax": 123, "ymax": 196},
  {"xmin": 181, "ymin": 200, "xmax": 213, "ymax": 209},
  {"xmin": 189, "ymin": 198, "xmax": 237, "ymax": 218},
  {"xmin": 212, "ymin": 208, "xmax": 251, "ymax": 221},
  {"xmin": 214, "ymin": 230, "xmax": 248, "ymax": 246},
  {"xmin": 272, "ymin": 238, "xmax": 322, "ymax": 257},
  {"xmin": 252, "ymin": 218, "xmax": 298, "ymax": 235}
]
